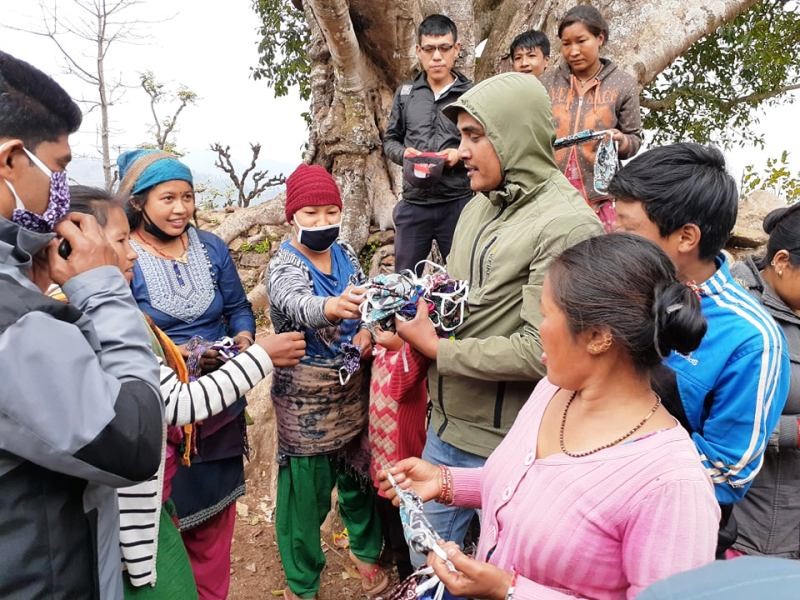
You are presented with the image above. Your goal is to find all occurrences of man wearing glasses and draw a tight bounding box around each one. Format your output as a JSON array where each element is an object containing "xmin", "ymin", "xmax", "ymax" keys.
[{"xmin": 384, "ymin": 14, "xmax": 473, "ymax": 275}]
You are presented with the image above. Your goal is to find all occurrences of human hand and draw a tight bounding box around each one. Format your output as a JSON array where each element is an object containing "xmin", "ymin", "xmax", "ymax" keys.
[
  {"xmin": 256, "ymin": 331, "xmax": 306, "ymax": 367},
  {"xmin": 428, "ymin": 541, "xmax": 514, "ymax": 600},
  {"xmin": 353, "ymin": 328, "xmax": 373, "ymax": 359},
  {"xmin": 324, "ymin": 285, "xmax": 366, "ymax": 321},
  {"xmin": 403, "ymin": 147, "xmax": 422, "ymax": 158},
  {"xmin": 439, "ymin": 148, "xmax": 461, "ymax": 167},
  {"xmin": 395, "ymin": 300, "xmax": 439, "ymax": 359},
  {"xmin": 606, "ymin": 129, "xmax": 628, "ymax": 152},
  {"xmin": 178, "ymin": 344, "xmax": 222, "ymax": 373},
  {"xmin": 233, "ymin": 332, "xmax": 254, "ymax": 351},
  {"xmin": 46, "ymin": 213, "xmax": 120, "ymax": 286},
  {"xmin": 378, "ymin": 457, "xmax": 441, "ymax": 507},
  {"xmin": 373, "ymin": 326, "xmax": 403, "ymax": 351}
]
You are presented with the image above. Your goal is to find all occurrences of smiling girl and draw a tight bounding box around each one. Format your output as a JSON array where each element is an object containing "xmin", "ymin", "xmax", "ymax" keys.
[
  {"xmin": 117, "ymin": 149, "xmax": 257, "ymax": 600},
  {"xmin": 542, "ymin": 5, "xmax": 642, "ymax": 232}
]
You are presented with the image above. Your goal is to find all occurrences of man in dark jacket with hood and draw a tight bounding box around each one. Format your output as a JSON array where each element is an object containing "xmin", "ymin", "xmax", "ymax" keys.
[
  {"xmin": 0, "ymin": 51, "xmax": 163, "ymax": 599},
  {"xmin": 397, "ymin": 72, "xmax": 602, "ymax": 561},
  {"xmin": 383, "ymin": 14, "xmax": 473, "ymax": 274}
]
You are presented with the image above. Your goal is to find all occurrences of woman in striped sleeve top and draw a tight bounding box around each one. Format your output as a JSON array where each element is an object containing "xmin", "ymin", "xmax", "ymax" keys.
[{"xmin": 68, "ymin": 186, "xmax": 306, "ymax": 598}]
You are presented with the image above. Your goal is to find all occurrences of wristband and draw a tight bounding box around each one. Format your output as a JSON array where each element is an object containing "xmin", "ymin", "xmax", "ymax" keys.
[{"xmin": 437, "ymin": 465, "xmax": 454, "ymax": 505}]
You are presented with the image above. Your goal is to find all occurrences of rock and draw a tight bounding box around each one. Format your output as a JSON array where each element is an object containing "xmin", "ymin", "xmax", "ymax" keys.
[
  {"xmin": 229, "ymin": 238, "xmax": 244, "ymax": 252},
  {"xmin": 245, "ymin": 562, "xmax": 257, "ymax": 573},
  {"xmin": 236, "ymin": 502, "xmax": 249, "ymax": 518},
  {"xmin": 239, "ymin": 253, "xmax": 270, "ymax": 268},
  {"xmin": 366, "ymin": 229, "xmax": 395, "ymax": 246},
  {"xmin": 729, "ymin": 190, "xmax": 785, "ymax": 249},
  {"xmin": 369, "ymin": 243, "xmax": 395, "ymax": 276},
  {"xmin": 224, "ymin": 206, "xmax": 236, "ymax": 213},
  {"xmin": 248, "ymin": 283, "xmax": 269, "ymax": 313}
]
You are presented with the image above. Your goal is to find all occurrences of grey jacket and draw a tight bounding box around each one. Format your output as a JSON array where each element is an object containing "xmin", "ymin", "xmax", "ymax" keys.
[
  {"xmin": 383, "ymin": 69, "xmax": 473, "ymax": 205},
  {"xmin": 731, "ymin": 256, "xmax": 800, "ymax": 557},
  {"xmin": 0, "ymin": 217, "xmax": 163, "ymax": 599}
]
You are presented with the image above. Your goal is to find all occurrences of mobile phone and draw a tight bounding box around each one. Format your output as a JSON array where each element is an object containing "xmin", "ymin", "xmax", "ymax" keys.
[
  {"xmin": 553, "ymin": 129, "xmax": 609, "ymax": 150},
  {"xmin": 58, "ymin": 239, "xmax": 72, "ymax": 259}
]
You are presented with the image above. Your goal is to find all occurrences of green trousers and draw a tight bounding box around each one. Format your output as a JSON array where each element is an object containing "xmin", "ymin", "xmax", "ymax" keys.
[{"xmin": 276, "ymin": 455, "xmax": 383, "ymax": 598}]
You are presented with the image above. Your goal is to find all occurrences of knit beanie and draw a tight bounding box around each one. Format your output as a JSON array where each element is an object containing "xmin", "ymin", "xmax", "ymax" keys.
[{"xmin": 284, "ymin": 164, "xmax": 342, "ymax": 223}]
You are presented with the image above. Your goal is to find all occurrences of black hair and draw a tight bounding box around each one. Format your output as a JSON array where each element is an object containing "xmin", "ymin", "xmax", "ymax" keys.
[
  {"xmin": 558, "ymin": 5, "xmax": 609, "ymax": 43},
  {"xmin": 548, "ymin": 233, "xmax": 707, "ymax": 372},
  {"xmin": 69, "ymin": 185, "xmax": 125, "ymax": 226},
  {"xmin": 763, "ymin": 202, "xmax": 800, "ymax": 266},
  {"xmin": 608, "ymin": 143, "xmax": 739, "ymax": 261},
  {"xmin": 510, "ymin": 29, "xmax": 551, "ymax": 58},
  {"xmin": 418, "ymin": 14, "xmax": 458, "ymax": 43},
  {"xmin": 0, "ymin": 51, "xmax": 82, "ymax": 149}
]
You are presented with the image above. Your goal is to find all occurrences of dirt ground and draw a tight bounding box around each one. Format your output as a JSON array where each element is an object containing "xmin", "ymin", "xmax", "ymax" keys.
[{"xmin": 227, "ymin": 378, "xmax": 398, "ymax": 600}]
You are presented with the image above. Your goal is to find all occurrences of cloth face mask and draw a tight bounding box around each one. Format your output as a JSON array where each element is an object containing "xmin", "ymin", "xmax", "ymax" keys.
[
  {"xmin": 1, "ymin": 144, "xmax": 71, "ymax": 234},
  {"xmin": 294, "ymin": 217, "xmax": 341, "ymax": 253}
]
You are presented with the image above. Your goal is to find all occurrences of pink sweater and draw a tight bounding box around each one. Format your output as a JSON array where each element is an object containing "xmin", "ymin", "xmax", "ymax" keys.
[{"xmin": 451, "ymin": 379, "xmax": 720, "ymax": 599}]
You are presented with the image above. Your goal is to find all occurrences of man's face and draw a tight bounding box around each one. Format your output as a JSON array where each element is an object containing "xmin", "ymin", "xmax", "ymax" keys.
[
  {"xmin": 614, "ymin": 199, "xmax": 681, "ymax": 266},
  {"xmin": 0, "ymin": 134, "xmax": 71, "ymax": 218},
  {"xmin": 416, "ymin": 34, "xmax": 459, "ymax": 85},
  {"xmin": 512, "ymin": 46, "xmax": 548, "ymax": 77},
  {"xmin": 457, "ymin": 112, "xmax": 503, "ymax": 192}
]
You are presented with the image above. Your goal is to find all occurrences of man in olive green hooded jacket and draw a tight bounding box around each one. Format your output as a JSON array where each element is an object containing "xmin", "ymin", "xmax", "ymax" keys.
[{"xmin": 397, "ymin": 72, "xmax": 602, "ymax": 555}]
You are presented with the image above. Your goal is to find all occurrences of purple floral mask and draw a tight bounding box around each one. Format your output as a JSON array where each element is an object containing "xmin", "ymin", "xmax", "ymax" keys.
[{"xmin": 3, "ymin": 147, "xmax": 71, "ymax": 234}]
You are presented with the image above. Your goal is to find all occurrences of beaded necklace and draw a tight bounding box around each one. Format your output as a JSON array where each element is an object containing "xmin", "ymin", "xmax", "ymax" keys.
[{"xmin": 559, "ymin": 390, "xmax": 662, "ymax": 458}]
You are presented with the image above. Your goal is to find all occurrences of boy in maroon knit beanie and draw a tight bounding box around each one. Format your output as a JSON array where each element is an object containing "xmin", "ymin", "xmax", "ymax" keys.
[{"xmin": 267, "ymin": 163, "xmax": 388, "ymax": 600}]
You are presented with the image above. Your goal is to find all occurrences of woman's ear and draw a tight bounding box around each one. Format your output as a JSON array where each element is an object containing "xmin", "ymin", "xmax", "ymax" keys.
[
  {"xmin": 586, "ymin": 327, "xmax": 613, "ymax": 355},
  {"xmin": 771, "ymin": 249, "xmax": 790, "ymax": 276}
]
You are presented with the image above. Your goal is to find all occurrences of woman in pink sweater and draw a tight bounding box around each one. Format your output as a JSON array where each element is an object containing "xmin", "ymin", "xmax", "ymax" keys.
[{"xmin": 380, "ymin": 234, "xmax": 720, "ymax": 599}]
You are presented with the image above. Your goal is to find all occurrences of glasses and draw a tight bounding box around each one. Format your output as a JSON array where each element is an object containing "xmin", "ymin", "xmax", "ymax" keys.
[{"xmin": 420, "ymin": 43, "xmax": 455, "ymax": 55}]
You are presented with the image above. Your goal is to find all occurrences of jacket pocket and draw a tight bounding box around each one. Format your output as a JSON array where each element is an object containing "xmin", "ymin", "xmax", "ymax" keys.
[
  {"xmin": 478, "ymin": 236, "xmax": 499, "ymax": 289},
  {"xmin": 493, "ymin": 382, "xmax": 507, "ymax": 428}
]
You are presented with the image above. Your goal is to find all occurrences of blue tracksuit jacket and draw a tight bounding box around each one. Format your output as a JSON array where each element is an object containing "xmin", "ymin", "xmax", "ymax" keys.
[{"xmin": 666, "ymin": 256, "xmax": 790, "ymax": 505}]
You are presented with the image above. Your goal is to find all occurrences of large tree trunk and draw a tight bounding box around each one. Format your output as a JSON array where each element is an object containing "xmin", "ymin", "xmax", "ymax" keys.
[{"xmin": 294, "ymin": 0, "xmax": 756, "ymax": 251}]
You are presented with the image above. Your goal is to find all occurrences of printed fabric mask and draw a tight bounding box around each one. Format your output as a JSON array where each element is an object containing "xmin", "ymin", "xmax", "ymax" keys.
[
  {"xmin": 2, "ymin": 146, "xmax": 70, "ymax": 234},
  {"xmin": 294, "ymin": 218, "xmax": 341, "ymax": 253}
]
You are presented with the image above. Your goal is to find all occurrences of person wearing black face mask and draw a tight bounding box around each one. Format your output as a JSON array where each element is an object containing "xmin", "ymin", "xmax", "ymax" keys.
[
  {"xmin": 117, "ymin": 148, "xmax": 257, "ymax": 600},
  {"xmin": 0, "ymin": 51, "xmax": 163, "ymax": 600},
  {"xmin": 266, "ymin": 163, "xmax": 389, "ymax": 600}
]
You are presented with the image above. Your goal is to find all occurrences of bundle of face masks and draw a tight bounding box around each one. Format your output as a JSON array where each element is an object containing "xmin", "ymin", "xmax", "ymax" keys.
[
  {"xmin": 593, "ymin": 135, "xmax": 619, "ymax": 195},
  {"xmin": 359, "ymin": 262, "xmax": 469, "ymax": 334},
  {"xmin": 184, "ymin": 336, "xmax": 240, "ymax": 380}
]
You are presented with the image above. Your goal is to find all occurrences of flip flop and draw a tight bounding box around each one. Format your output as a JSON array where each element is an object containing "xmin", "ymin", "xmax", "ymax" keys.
[{"xmin": 349, "ymin": 551, "xmax": 390, "ymax": 597}]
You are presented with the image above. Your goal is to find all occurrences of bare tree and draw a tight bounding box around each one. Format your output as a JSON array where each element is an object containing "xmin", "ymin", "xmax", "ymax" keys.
[
  {"xmin": 8, "ymin": 0, "xmax": 149, "ymax": 189},
  {"xmin": 140, "ymin": 71, "xmax": 198, "ymax": 154},
  {"xmin": 210, "ymin": 143, "xmax": 286, "ymax": 208}
]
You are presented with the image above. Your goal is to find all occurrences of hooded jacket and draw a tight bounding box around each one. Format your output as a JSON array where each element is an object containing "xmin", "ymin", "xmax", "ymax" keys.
[
  {"xmin": 432, "ymin": 73, "xmax": 603, "ymax": 457},
  {"xmin": 0, "ymin": 215, "xmax": 163, "ymax": 599},
  {"xmin": 731, "ymin": 256, "xmax": 800, "ymax": 557},
  {"xmin": 383, "ymin": 70, "xmax": 473, "ymax": 205},
  {"xmin": 541, "ymin": 59, "xmax": 642, "ymax": 205}
]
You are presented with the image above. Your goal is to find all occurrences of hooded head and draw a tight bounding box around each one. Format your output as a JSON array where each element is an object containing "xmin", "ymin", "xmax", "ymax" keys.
[{"xmin": 444, "ymin": 72, "xmax": 558, "ymax": 205}]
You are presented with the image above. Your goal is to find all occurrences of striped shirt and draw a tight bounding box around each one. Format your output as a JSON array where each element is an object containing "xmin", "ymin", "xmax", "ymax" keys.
[{"xmin": 119, "ymin": 345, "xmax": 272, "ymax": 587}]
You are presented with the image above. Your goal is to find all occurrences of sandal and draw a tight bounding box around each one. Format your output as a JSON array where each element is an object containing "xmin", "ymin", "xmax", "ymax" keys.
[
  {"xmin": 349, "ymin": 551, "xmax": 390, "ymax": 597},
  {"xmin": 283, "ymin": 589, "xmax": 317, "ymax": 600}
]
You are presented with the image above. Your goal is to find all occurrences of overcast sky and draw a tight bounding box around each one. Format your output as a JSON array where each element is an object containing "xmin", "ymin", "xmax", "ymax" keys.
[{"xmin": 2, "ymin": 0, "xmax": 797, "ymax": 198}]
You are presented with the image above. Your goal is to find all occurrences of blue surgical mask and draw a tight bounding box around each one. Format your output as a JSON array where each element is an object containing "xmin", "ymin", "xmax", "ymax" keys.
[{"xmin": 1, "ymin": 144, "xmax": 71, "ymax": 234}]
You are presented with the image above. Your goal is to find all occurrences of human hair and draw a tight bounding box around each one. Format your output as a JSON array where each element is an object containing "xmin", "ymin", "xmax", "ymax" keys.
[
  {"xmin": 418, "ymin": 14, "xmax": 458, "ymax": 43},
  {"xmin": 558, "ymin": 5, "xmax": 609, "ymax": 43},
  {"xmin": 69, "ymin": 185, "xmax": 124, "ymax": 227},
  {"xmin": 0, "ymin": 51, "xmax": 82, "ymax": 149},
  {"xmin": 510, "ymin": 29, "xmax": 551, "ymax": 58},
  {"xmin": 548, "ymin": 233, "xmax": 707, "ymax": 371},
  {"xmin": 608, "ymin": 143, "xmax": 739, "ymax": 261},
  {"xmin": 763, "ymin": 202, "xmax": 800, "ymax": 266}
]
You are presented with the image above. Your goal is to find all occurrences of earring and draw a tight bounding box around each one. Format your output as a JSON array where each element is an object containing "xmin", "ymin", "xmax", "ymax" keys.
[{"xmin": 589, "ymin": 336, "xmax": 612, "ymax": 354}]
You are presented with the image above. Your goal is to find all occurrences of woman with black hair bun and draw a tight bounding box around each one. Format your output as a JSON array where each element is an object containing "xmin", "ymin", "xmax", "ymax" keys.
[
  {"xmin": 380, "ymin": 233, "xmax": 719, "ymax": 599},
  {"xmin": 731, "ymin": 203, "xmax": 800, "ymax": 558}
]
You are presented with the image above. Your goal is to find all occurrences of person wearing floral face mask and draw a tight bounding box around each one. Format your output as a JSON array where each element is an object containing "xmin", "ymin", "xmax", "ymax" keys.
[{"xmin": 0, "ymin": 51, "xmax": 164, "ymax": 600}]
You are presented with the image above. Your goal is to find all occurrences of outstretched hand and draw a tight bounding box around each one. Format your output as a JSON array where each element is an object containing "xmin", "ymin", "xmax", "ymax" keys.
[
  {"xmin": 428, "ymin": 541, "xmax": 514, "ymax": 600},
  {"xmin": 394, "ymin": 299, "xmax": 439, "ymax": 360}
]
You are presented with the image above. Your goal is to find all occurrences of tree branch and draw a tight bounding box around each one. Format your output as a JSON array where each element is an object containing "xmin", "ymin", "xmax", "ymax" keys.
[
  {"xmin": 306, "ymin": 0, "xmax": 369, "ymax": 92},
  {"xmin": 642, "ymin": 81, "xmax": 800, "ymax": 112}
]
